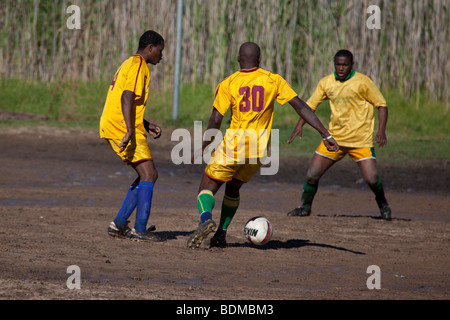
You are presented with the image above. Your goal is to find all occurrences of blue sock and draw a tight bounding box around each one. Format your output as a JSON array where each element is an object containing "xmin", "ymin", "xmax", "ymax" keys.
[
  {"xmin": 114, "ymin": 182, "xmax": 139, "ymax": 227},
  {"xmin": 134, "ymin": 181, "xmax": 154, "ymax": 232},
  {"xmin": 200, "ymin": 211, "xmax": 212, "ymax": 223}
]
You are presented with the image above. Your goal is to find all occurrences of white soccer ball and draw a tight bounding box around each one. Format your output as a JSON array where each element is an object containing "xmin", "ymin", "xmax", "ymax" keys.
[{"xmin": 244, "ymin": 216, "xmax": 273, "ymax": 245}]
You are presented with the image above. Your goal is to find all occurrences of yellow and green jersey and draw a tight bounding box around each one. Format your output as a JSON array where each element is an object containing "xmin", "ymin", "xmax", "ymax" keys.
[
  {"xmin": 307, "ymin": 71, "xmax": 387, "ymax": 148},
  {"xmin": 213, "ymin": 67, "xmax": 298, "ymax": 160},
  {"xmin": 100, "ymin": 54, "xmax": 150, "ymax": 140}
]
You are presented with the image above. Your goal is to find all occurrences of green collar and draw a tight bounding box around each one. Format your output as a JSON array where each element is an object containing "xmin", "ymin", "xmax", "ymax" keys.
[{"xmin": 334, "ymin": 69, "xmax": 355, "ymax": 81}]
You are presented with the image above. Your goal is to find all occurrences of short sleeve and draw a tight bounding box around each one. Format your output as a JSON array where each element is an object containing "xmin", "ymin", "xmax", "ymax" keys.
[
  {"xmin": 274, "ymin": 75, "xmax": 298, "ymax": 105},
  {"xmin": 213, "ymin": 81, "xmax": 232, "ymax": 116},
  {"xmin": 306, "ymin": 79, "xmax": 328, "ymax": 110},
  {"xmin": 362, "ymin": 77, "xmax": 387, "ymax": 107},
  {"xmin": 123, "ymin": 56, "xmax": 145, "ymax": 98}
]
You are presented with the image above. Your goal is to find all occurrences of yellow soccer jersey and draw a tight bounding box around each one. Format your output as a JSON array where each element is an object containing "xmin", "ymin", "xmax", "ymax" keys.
[
  {"xmin": 307, "ymin": 72, "xmax": 387, "ymax": 148},
  {"xmin": 100, "ymin": 54, "xmax": 150, "ymax": 140},
  {"xmin": 212, "ymin": 67, "xmax": 298, "ymax": 161}
]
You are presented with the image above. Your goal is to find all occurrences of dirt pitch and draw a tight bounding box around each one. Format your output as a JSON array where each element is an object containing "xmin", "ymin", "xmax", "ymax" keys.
[{"xmin": 0, "ymin": 125, "xmax": 448, "ymax": 303}]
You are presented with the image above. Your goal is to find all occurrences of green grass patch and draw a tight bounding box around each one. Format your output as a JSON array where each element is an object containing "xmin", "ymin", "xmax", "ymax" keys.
[
  {"xmin": 0, "ymin": 78, "xmax": 108, "ymax": 122},
  {"xmin": 1, "ymin": 78, "xmax": 448, "ymax": 162},
  {"xmin": 149, "ymin": 82, "xmax": 216, "ymax": 127}
]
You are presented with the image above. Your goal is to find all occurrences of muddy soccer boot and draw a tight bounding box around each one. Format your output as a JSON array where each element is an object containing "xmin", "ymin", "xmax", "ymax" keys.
[
  {"xmin": 108, "ymin": 221, "xmax": 156, "ymax": 238},
  {"xmin": 187, "ymin": 219, "xmax": 216, "ymax": 249},
  {"xmin": 108, "ymin": 221, "xmax": 132, "ymax": 238},
  {"xmin": 210, "ymin": 228, "xmax": 227, "ymax": 248},
  {"xmin": 128, "ymin": 228, "xmax": 163, "ymax": 242},
  {"xmin": 380, "ymin": 204, "xmax": 392, "ymax": 221},
  {"xmin": 287, "ymin": 206, "xmax": 311, "ymax": 217}
]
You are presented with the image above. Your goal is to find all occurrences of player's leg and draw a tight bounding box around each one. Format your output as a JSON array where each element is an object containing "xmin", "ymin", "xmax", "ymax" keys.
[
  {"xmin": 210, "ymin": 178, "xmax": 244, "ymax": 248},
  {"xmin": 357, "ymin": 158, "xmax": 391, "ymax": 220},
  {"xmin": 108, "ymin": 177, "xmax": 140, "ymax": 237},
  {"xmin": 220, "ymin": 178, "xmax": 243, "ymax": 230},
  {"xmin": 129, "ymin": 159, "xmax": 162, "ymax": 240},
  {"xmin": 287, "ymin": 153, "xmax": 336, "ymax": 216},
  {"xmin": 187, "ymin": 173, "xmax": 224, "ymax": 248},
  {"xmin": 105, "ymin": 138, "xmax": 159, "ymax": 240},
  {"xmin": 197, "ymin": 173, "xmax": 224, "ymax": 222},
  {"xmin": 210, "ymin": 162, "xmax": 260, "ymax": 247}
]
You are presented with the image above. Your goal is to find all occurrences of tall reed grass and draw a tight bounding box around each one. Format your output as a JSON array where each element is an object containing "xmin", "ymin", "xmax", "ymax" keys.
[{"xmin": 0, "ymin": 0, "xmax": 448, "ymax": 105}]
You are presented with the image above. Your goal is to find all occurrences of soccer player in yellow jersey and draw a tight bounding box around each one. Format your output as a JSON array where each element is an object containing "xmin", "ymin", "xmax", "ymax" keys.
[
  {"xmin": 287, "ymin": 49, "xmax": 392, "ymax": 220},
  {"xmin": 100, "ymin": 30, "xmax": 165, "ymax": 241},
  {"xmin": 187, "ymin": 42, "xmax": 339, "ymax": 249}
]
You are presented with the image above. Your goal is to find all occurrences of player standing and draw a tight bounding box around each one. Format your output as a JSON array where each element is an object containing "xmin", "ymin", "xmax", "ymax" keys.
[
  {"xmin": 99, "ymin": 30, "xmax": 165, "ymax": 241},
  {"xmin": 187, "ymin": 42, "xmax": 339, "ymax": 249},
  {"xmin": 286, "ymin": 49, "xmax": 392, "ymax": 220}
]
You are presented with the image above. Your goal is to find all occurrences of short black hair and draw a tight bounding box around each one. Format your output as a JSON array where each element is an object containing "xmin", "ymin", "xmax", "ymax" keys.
[
  {"xmin": 138, "ymin": 30, "xmax": 164, "ymax": 50},
  {"xmin": 334, "ymin": 49, "xmax": 353, "ymax": 63}
]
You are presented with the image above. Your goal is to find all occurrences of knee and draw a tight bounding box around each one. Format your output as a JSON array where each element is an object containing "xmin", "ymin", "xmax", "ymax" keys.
[
  {"xmin": 358, "ymin": 159, "xmax": 380, "ymax": 187},
  {"xmin": 305, "ymin": 169, "xmax": 320, "ymax": 185},
  {"xmin": 365, "ymin": 174, "xmax": 379, "ymax": 187},
  {"xmin": 141, "ymin": 169, "xmax": 158, "ymax": 183},
  {"xmin": 151, "ymin": 170, "xmax": 159, "ymax": 183},
  {"xmin": 225, "ymin": 179, "xmax": 244, "ymax": 198},
  {"xmin": 225, "ymin": 186, "xmax": 240, "ymax": 198}
]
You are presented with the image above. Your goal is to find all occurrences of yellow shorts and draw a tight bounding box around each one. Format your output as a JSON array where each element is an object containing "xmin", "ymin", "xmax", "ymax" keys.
[
  {"xmin": 204, "ymin": 159, "xmax": 262, "ymax": 183},
  {"xmin": 105, "ymin": 138, "xmax": 152, "ymax": 164},
  {"xmin": 316, "ymin": 141, "xmax": 376, "ymax": 162}
]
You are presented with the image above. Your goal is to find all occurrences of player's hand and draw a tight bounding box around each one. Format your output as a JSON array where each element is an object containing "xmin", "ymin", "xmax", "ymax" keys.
[
  {"xmin": 147, "ymin": 123, "xmax": 162, "ymax": 139},
  {"xmin": 119, "ymin": 132, "xmax": 133, "ymax": 153},
  {"xmin": 375, "ymin": 130, "xmax": 387, "ymax": 148},
  {"xmin": 324, "ymin": 137, "xmax": 339, "ymax": 152},
  {"xmin": 287, "ymin": 127, "xmax": 303, "ymax": 144}
]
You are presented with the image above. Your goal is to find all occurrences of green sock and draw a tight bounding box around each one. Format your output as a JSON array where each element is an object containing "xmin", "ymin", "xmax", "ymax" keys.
[
  {"xmin": 301, "ymin": 181, "xmax": 318, "ymax": 210},
  {"xmin": 369, "ymin": 178, "xmax": 388, "ymax": 208},
  {"xmin": 219, "ymin": 195, "xmax": 240, "ymax": 230},
  {"xmin": 197, "ymin": 190, "xmax": 215, "ymax": 222}
]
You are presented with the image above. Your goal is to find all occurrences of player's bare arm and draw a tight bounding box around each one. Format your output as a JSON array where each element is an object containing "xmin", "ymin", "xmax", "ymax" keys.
[
  {"xmin": 191, "ymin": 108, "xmax": 223, "ymax": 164},
  {"xmin": 144, "ymin": 119, "xmax": 162, "ymax": 139},
  {"xmin": 287, "ymin": 113, "xmax": 310, "ymax": 144},
  {"xmin": 202, "ymin": 108, "xmax": 223, "ymax": 152},
  {"xmin": 288, "ymin": 96, "xmax": 339, "ymax": 152},
  {"xmin": 375, "ymin": 106, "xmax": 388, "ymax": 148},
  {"xmin": 119, "ymin": 90, "xmax": 136, "ymax": 152}
]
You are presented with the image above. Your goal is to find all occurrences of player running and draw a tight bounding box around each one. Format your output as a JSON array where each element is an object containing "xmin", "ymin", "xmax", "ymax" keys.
[
  {"xmin": 286, "ymin": 49, "xmax": 392, "ymax": 220},
  {"xmin": 187, "ymin": 42, "xmax": 339, "ymax": 249},
  {"xmin": 100, "ymin": 30, "xmax": 165, "ymax": 241}
]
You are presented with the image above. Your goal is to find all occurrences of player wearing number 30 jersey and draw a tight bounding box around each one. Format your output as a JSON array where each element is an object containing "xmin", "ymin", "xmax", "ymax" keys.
[
  {"xmin": 187, "ymin": 42, "xmax": 339, "ymax": 249},
  {"xmin": 211, "ymin": 67, "xmax": 298, "ymax": 164}
]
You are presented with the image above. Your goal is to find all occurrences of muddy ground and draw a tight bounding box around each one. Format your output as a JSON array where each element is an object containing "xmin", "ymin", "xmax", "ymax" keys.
[{"xmin": 0, "ymin": 125, "xmax": 448, "ymax": 306}]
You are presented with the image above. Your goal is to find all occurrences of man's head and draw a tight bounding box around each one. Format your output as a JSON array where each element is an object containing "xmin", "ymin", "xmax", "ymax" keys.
[
  {"xmin": 237, "ymin": 42, "xmax": 261, "ymax": 69},
  {"xmin": 138, "ymin": 30, "xmax": 165, "ymax": 65},
  {"xmin": 334, "ymin": 49, "xmax": 354, "ymax": 81}
]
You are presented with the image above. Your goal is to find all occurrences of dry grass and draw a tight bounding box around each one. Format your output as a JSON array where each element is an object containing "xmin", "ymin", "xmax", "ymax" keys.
[{"xmin": 0, "ymin": 0, "xmax": 448, "ymax": 103}]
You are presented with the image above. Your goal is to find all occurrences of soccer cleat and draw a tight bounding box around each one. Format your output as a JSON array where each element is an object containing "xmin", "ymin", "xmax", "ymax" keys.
[
  {"xmin": 210, "ymin": 229, "xmax": 227, "ymax": 248},
  {"xmin": 380, "ymin": 204, "xmax": 392, "ymax": 221},
  {"xmin": 108, "ymin": 221, "xmax": 132, "ymax": 238},
  {"xmin": 187, "ymin": 219, "xmax": 217, "ymax": 249},
  {"xmin": 129, "ymin": 228, "xmax": 163, "ymax": 242},
  {"xmin": 286, "ymin": 206, "xmax": 311, "ymax": 217},
  {"xmin": 108, "ymin": 221, "xmax": 158, "ymax": 240}
]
